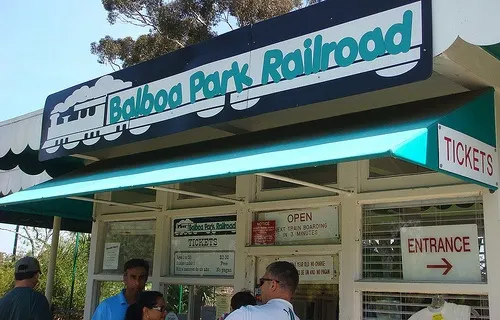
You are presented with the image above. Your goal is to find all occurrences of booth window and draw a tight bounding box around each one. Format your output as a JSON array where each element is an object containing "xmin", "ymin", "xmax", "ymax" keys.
[
  {"xmin": 362, "ymin": 292, "xmax": 489, "ymax": 319},
  {"xmin": 262, "ymin": 164, "xmax": 338, "ymax": 190},
  {"xmin": 178, "ymin": 177, "xmax": 236, "ymax": 200},
  {"xmin": 369, "ymin": 157, "xmax": 432, "ymax": 178},
  {"xmin": 110, "ymin": 188, "xmax": 156, "ymax": 204},
  {"xmin": 161, "ymin": 284, "xmax": 234, "ymax": 319},
  {"xmin": 362, "ymin": 201, "xmax": 486, "ymax": 281},
  {"xmin": 100, "ymin": 220, "xmax": 156, "ymax": 275}
]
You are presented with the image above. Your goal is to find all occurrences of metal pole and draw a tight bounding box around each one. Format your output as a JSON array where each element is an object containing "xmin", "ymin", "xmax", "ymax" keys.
[
  {"xmin": 12, "ymin": 225, "xmax": 19, "ymax": 261},
  {"xmin": 45, "ymin": 216, "xmax": 61, "ymax": 306},
  {"xmin": 68, "ymin": 232, "xmax": 80, "ymax": 319},
  {"xmin": 178, "ymin": 284, "xmax": 183, "ymax": 314}
]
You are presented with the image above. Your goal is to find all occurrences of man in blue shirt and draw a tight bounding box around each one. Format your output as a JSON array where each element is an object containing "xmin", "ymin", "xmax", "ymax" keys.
[{"xmin": 92, "ymin": 259, "xmax": 150, "ymax": 320}]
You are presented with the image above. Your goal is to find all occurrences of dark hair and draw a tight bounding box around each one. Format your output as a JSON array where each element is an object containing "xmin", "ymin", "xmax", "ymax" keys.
[
  {"xmin": 125, "ymin": 291, "xmax": 164, "ymax": 320},
  {"xmin": 231, "ymin": 290, "xmax": 257, "ymax": 310},
  {"xmin": 124, "ymin": 259, "xmax": 150, "ymax": 274},
  {"xmin": 266, "ymin": 261, "xmax": 299, "ymax": 293},
  {"xmin": 14, "ymin": 272, "xmax": 38, "ymax": 281}
]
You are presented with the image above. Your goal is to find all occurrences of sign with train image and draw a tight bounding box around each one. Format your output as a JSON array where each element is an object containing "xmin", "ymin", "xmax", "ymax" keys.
[{"xmin": 39, "ymin": 0, "xmax": 432, "ymax": 161}]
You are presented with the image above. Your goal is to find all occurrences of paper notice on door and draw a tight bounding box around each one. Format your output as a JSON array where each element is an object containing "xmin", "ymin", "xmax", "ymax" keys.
[{"xmin": 103, "ymin": 242, "xmax": 120, "ymax": 270}]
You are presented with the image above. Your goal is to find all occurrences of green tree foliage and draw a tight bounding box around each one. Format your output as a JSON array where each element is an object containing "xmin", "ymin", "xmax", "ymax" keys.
[
  {"xmin": 0, "ymin": 230, "xmax": 91, "ymax": 319},
  {"xmin": 91, "ymin": 0, "xmax": 319, "ymax": 69}
]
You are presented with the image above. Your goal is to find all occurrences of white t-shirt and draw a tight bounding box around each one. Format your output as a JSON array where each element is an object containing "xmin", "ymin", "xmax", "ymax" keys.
[
  {"xmin": 409, "ymin": 302, "xmax": 470, "ymax": 320},
  {"xmin": 224, "ymin": 299, "xmax": 300, "ymax": 320}
]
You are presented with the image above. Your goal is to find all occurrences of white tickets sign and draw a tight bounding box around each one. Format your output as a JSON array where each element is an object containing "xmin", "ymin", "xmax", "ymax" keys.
[
  {"xmin": 171, "ymin": 216, "xmax": 236, "ymax": 277},
  {"xmin": 103, "ymin": 243, "xmax": 120, "ymax": 270},
  {"xmin": 261, "ymin": 206, "xmax": 339, "ymax": 244},
  {"xmin": 400, "ymin": 224, "xmax": 481, "ymax": 282},
  {"xmin": 279, "ymin": 256, "xmax": 335, "ymax": 281},
  {"xmin": 438, "ymin": 124, "xmax": 498, "ymax": 188}
]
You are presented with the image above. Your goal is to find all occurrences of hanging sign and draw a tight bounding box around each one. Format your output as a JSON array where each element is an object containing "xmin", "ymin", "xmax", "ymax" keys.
[
  {"xmin": 261, "ymin": 206, "xmax": 339, "ymax": 244},
  {"xmin": 278, "ymin": 256, "xmax": 336, "ymax": 281},
  {"xmin": 252, "ymin": 220, "xmax": 276, "ymax": 245},
  {"xmin": 400, "ymin": 224, "xmax": 481, "ymax": 282},
  {"xmin": 438, "ymin": 124, "xmax": 498, "ymax": 189},
  {"xmin": 171, "ymin": 215, "xmax": 236, "ymax": 277},
  {"xmin": 39, "ymin": 0, "xmax": 432, "ymax": 161},
  {"xmin": 102, "ymin": 242, "xmax": 120, "ymax": 270}
]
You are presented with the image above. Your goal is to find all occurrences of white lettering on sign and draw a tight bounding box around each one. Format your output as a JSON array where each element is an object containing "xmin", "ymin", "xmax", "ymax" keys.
[
  {"xmin": 438, "ymin": 124, "xmax": 498, "ymax": 188},
  {"xmin": 400, "ymin": 224, "xmax": 481, "ymax": 282},
  {"xmin": 278, "ymin": 256, "xmax": 336, "ymax": 281},
  {"xmin": 262, "ymin": 206, "xmax": 339, "ymax": 245}
]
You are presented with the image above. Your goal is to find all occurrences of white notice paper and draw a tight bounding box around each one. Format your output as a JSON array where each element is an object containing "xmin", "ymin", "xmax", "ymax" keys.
[{"xmin": 103, "ymin": 242, "xmax": 120, "ymax": 270}]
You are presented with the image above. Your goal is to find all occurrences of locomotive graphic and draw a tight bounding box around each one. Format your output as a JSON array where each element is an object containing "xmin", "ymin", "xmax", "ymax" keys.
[{"xmin": 41, "ymin": 2, "xmax": 424, "ymax": 155}]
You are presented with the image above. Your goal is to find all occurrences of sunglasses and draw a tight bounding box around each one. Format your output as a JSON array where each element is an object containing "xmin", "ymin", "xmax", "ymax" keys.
[
  {"xmin": 151, "ymin": 306, "xmax": 166, "ymax": 313},
  {"xmin": 259, "ymin": 277, "xmax": 280, "ymax": 287}
]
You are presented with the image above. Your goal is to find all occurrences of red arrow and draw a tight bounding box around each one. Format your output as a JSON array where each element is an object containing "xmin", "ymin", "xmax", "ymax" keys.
[{"xmin": 426, "ymin": 258, "xmax": 453, "ymax": 275}]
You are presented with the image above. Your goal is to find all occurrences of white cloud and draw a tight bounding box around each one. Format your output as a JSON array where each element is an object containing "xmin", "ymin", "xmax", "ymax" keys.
[
  {"xmin": 433, "ymin": 0, "xmax": 500, "ymax": 56},
  {"xmin": 51, "ymin": 75, "xmax": 133, "ymax": 114}
]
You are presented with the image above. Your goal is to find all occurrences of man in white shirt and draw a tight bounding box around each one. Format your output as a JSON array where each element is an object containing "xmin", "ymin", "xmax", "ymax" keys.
[{"xmin": 225, "ymin": 261, "xmax": 300, "ymax": 320}]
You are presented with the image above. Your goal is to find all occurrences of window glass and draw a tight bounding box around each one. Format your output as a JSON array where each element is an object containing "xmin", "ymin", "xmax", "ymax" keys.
[
  {"xmin": 178, "ymin": 177, "xmax": 236, "ymax": 200},
  {"xmin": 162, "ymin": 285, "xmax": 234, "ymax": 320},
  {"xmin": 291, "ymin": 284, "xmax": 339, "ymax": 320},
  {"xmin": 362, "ymin": 202, "xmax": 486, "ymax": 282},
  {"xmin": 110, "ymin": 188, "xmax": 156, "ymax": 204},
  {"xmin": 363, "ymin": 292, "xmax": 489, "ymax": 319},
  {"xmin": 369, "ymin": 157, "xmax": 432, "ymax": 178},
  {"xmin": 98, "ymin": 281, "xmax": 152, "ymax": 303},
  {"xmin": 261, "ymin": 165, "xmax": 337, "ymax": 190},
  {"xmin": 101, "ymin": 220, "xmax": 155, "ymax": 275}
]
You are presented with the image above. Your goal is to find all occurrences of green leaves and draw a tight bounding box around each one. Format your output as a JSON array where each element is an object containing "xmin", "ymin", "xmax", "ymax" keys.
[{"xmin": 92, "ymin": 0, "xmax": 310, "ymax": 69}]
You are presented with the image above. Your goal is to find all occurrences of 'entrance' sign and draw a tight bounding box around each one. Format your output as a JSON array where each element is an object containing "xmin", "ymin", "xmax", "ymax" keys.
[
  {"xmin": 438, "ymin": 124, "xmax": 498, "ymax": 188},
  {"xmin": 400, "ymin": 224, "xmax": 481, "ymax": 282},
  {"xmin": 39, "ymin": 0, "xmax": 432, "ymax": 160}
]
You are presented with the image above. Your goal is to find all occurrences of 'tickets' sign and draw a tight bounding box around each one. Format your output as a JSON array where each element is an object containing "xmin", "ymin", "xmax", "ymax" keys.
[
  {"xmin": 39, "ymin": 0, "xmax": 432, "ymax": 160},
  {"xmin": 438, "ymin": 124, "xmax": 498, "ymax": 188},
  {"xmin": 400, "ymin": 224, "xmax": 481, "ymax": 282},
  {"xmin": 171, "ymin": 216, "xmax": 236, "ymax": 277}
]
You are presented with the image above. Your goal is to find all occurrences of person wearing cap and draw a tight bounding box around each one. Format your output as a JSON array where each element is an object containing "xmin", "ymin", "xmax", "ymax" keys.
[
  {"xmin": 0, "ymin": 256, "xmax": 52, "ymax": 320},
  {"xmin": 225, "ymin": 261, "xmax": 300, "ymax": 320},
  {"xmin": 92, "ymin": 258, "xmax": 150, "ymax": 320}
]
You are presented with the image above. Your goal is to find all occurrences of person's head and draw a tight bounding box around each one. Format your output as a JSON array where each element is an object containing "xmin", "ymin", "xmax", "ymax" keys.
[
  {"xmin": 14, "ymin": 256, "xmax": 41, "ymax": 288},
  {"xmin": 125, "ymin": 291, "xmax": 166, "ymax": 320},
  {"xmin": 259, "ymin": 261, "xmax": 299, "ymax": 303},
  {"xmin": 123, "ymin": 259, "xmax": 149, "ymax": 295},
  {"xmin": 230, "ymin": 290, "xmax": 257, "ymax": 311}
]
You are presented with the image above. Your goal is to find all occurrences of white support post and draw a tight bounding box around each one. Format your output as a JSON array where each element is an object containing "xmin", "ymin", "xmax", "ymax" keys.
[
  {"xmin": 337, "ymin": 161, "xmax": 362, "ymax": 320},
  {"xmin": 45, "ymin": 216, "xmax": 61, "ymax": 306}
]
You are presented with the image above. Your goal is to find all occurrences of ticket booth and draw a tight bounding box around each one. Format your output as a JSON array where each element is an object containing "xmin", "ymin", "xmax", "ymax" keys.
[{"xmin": 2, "ymin": 0, "xmax": 500, "ymax": 319}]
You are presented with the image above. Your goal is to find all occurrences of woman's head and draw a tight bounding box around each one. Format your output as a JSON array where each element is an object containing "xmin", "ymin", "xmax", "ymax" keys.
[
  {"xmin": 125, "ymin": 291, "xmax": 166, "ymax": 320},
  {"xmin": 230, "ymin": 290, "xmax": 257, "ymax": 311}
]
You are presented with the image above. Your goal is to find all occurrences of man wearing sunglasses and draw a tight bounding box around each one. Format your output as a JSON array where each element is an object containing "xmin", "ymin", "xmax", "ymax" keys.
[{"xmin": 226, "ymin": 261, "xmax": 300, "ymax": 320}]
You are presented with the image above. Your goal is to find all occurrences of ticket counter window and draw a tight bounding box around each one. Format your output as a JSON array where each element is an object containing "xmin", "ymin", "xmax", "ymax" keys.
[
  {"xmin": 97, "ymin": 281, "xmax": 153, "ymax": 303},
  {"xmin": 369, "ymin": 157, "xmax": 432, "ymax": 178},
  {"xmin": 255, "ymin": 256, "xmax": 339, "ymax": 320},
  {"xmin": 362, "ymin": 202, "xmax": 486, "ymax": 282},
  {"xmin": 161, "ymin": 284, "xmax": 234, "ymax": 320},
  {"xmin": 362, "ymin": 292, "xmax": 489, "ymax": 319},
  {"xmin": 100, "ymin": 220, "xmax": 156, "ymax": 275}
]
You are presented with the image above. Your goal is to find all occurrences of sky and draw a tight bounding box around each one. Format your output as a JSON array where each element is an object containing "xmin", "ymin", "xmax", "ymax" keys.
[{"xmin": 0, "ymin": 2, "xmax": 234, "ymax": 254}]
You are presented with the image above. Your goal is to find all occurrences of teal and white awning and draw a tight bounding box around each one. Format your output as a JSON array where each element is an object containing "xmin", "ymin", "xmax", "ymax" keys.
[{"xmin": 0, "ymin": 89, "xmax": 496, "ymax": 217}]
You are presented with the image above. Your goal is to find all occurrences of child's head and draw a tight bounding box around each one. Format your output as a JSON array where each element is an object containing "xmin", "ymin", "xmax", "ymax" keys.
[{"xmin": 230, "ymin": 290, "xmax": 257, "ymax": 311}]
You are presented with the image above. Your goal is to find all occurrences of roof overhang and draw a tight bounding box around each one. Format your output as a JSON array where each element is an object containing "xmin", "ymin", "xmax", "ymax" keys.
[{"xmin": 0, "ymin": 89, "xmax": 496, "ymax": 217}]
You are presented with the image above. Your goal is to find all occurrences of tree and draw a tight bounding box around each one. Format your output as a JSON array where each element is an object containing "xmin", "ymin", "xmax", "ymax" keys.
[{"xmin": 91, "ymin": 0, "xmax": 318, "ymax": 70}]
